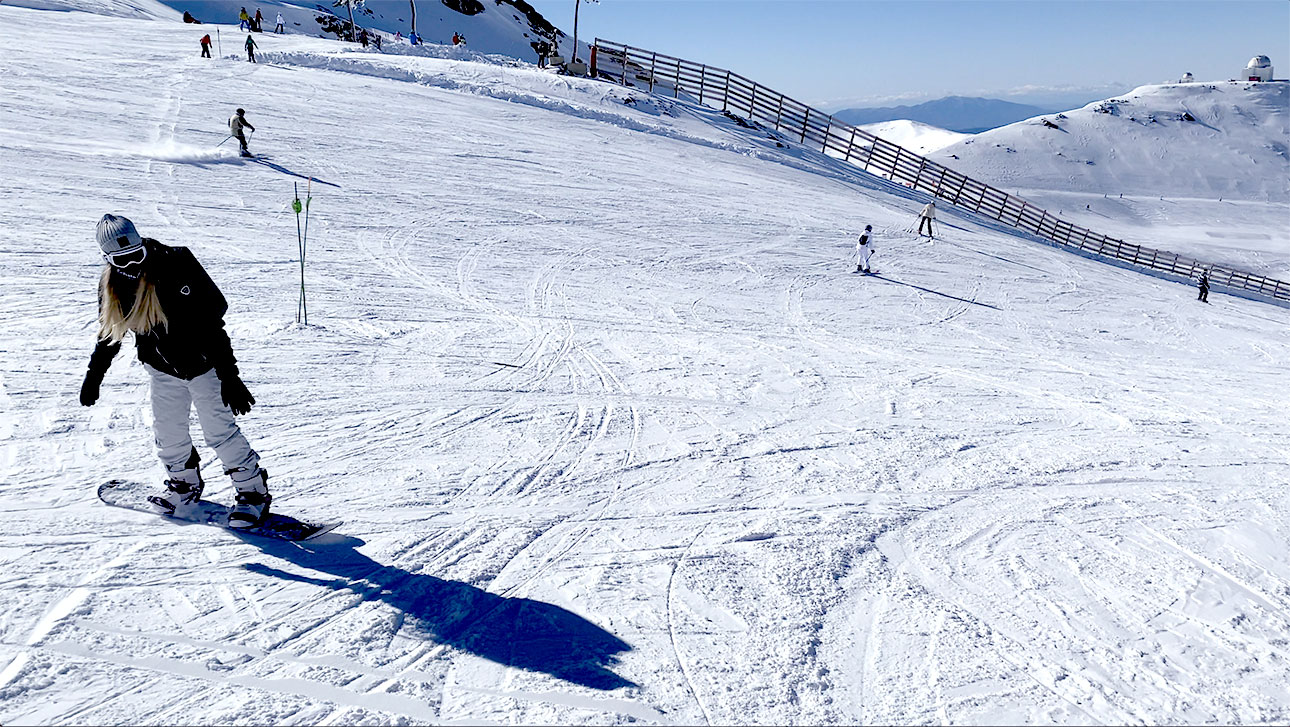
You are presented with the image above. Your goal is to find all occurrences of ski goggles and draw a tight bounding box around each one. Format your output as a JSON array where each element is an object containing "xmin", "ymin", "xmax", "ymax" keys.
[{"xmin": 105, "ymin": 241, "xmax": 147, "ymax": 268}]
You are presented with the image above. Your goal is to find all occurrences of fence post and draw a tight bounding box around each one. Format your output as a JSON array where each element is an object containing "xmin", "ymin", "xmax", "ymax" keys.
[
  {"xmin": 723, "ymin": 71, "xmax": 731, "ymax": 111},
  {"xmin": 698, "ymin": 64, "xmax": 706, "ymax": 104},
  {"xmin": 775, "ymin": 95, "xmax": 784, "ymax": 132},
  {"xmin": 800, "ymin": 108, "xmax": 809, "ymax": 143},
  {"xmin": 952, "ymin": 175, "xmax": 967, "ymax": 204},
  {"xmin": 749, "ymin": 82, "xmax": 758, "ymax": 119},
  {"xmin": 844, "ymin": 126, "xmax": 858, "ymax": 162}
]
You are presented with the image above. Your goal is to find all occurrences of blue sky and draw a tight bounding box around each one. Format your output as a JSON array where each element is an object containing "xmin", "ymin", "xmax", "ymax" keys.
[{"xmin": 525, "ymin": 0, "xmax": 1290, "ymax": 111}]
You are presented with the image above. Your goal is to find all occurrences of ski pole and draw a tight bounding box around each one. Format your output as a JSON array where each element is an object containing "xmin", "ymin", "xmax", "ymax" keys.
[{"xmin": 215, "ymin": 134, "xmax": 233, "ymax": 148}]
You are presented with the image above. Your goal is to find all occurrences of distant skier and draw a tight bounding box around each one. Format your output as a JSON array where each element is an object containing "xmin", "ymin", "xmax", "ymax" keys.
[
  {"xmin": 359, "ymin": 28, "xmax": 369, "ymax": 48},
  {"xmin": 917, "ymin": 201, "xmax": 936, "ymax": 238},
  {"xmin": 253, "ymin": 8, "xmax": 264, "ymax": 32},
  {"xmin": 182, "ymin": 10, "xmax": 201, "ymax": 24},
  {"xmin": 244, "ymin": 33, "xmax": 257, "ymax": 63},
  {"xmin": 274, "ymin": 12, "xmax": 285, "ymax": 33},
  {"xmin": 452, "ymin": 32, "xmax": 461, "ymax": 45},
  {"xmin": 79, "ymin": 214, "xmax": 273, "ymax": 527},
  {"xmin": 199, "ymin": 33, "xmax": 212, "ymax": 58},
  {"xmin": 1197, "ymin": 270, "xmax": 1210, "ymax": 303},
  {"xmin": 229, "ymin": 108, "xmax": 255, "ymax": 157},
  {"xmin": 855, "ymin": 225, "xmax": 874, "ymax": 273},
  {"xmin": 238, "ymin": 6, "xmax": 250, "ymax": 31}
]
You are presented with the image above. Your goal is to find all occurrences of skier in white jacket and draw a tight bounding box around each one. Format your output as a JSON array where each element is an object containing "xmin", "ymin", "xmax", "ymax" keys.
[
  {"xmin": 917, "ymin": 202, "xmax": 936, "ymax": 238},
  {"xmin": 855, "ymin": 225, "xmax": 874, "ymax": 273}
]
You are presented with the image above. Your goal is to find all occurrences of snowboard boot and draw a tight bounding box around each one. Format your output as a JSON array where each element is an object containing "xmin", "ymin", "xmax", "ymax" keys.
[
  {"xmin": 149, "ymin": 447, "xmax": 204, "ymax": 515},
  {"xmin": 227, "ymin": 467, "xmax": 271, "ymax": 528}
]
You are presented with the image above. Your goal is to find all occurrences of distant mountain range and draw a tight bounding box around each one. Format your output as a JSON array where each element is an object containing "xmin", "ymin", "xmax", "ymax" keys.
[{"xmin": 833, "ymin": 96, "xmax": 1059, "ymax": 134}]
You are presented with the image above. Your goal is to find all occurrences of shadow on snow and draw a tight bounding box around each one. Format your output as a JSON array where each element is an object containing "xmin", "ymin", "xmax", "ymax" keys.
[
  {"xmin": 240, "ymin": 533, "xmax": 636, "ymax": 691},
  {"xmin": 246, "ymin": 157, "xmax": 342, "ymax": 187},
  {"xmin": 869, "ymin": 274, "xmax": 1002, "ymax": 310}
]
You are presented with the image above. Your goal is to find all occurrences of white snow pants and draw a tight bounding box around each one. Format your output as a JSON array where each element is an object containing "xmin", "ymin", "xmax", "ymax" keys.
[
  {"xmin": 858, "ymin": 247, "xmax": 873, "ymax": 269},
  {"xmin": 146, "ymin": 364, "xmax": 259, "ymax": 479}
]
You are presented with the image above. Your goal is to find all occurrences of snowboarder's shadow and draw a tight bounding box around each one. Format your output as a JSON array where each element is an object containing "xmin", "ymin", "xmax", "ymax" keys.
[{"xmin": 239, "ymin": 535, "xmax": 636, "ymax": 691}]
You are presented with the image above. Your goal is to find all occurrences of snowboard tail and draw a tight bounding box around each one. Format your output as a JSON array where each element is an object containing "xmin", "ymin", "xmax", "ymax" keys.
[{"xmin": 98, "ymin": 480, "xmax": 340, "ymax": 541}]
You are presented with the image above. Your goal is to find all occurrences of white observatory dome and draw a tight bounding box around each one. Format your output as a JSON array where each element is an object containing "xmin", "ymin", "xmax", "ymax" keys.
[{"xmin": 1247, "ymin": 55, "xmax": 1272, "ymax": 69}]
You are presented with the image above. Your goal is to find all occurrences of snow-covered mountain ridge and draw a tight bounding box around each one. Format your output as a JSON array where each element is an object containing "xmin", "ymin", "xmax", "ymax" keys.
[
  {"xmin": 2, "ymin": 4, "xmax": 1290, "ymax": 725},
  {"xmin": 933, "ymin": 81, "xmax": 1290, "ymax": 203},
  {"xmin": 858, "ymin": 119, "xmax": 971, "ymax": 154}
]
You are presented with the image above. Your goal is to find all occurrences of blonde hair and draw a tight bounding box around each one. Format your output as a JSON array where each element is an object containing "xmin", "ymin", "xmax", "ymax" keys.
[{"xmin": 97, "ymin": 266, "xmax": 168, "ymax": 344}]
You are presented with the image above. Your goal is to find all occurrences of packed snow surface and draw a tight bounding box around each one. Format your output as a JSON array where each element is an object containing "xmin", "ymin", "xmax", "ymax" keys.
[{"xmin": 2, "ymin": 6, "xmax": 1289, "ymax": 725}]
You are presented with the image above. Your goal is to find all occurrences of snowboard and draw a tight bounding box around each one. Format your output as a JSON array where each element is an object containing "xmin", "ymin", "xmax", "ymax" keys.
[{"xmin": 98, "ymin": 479, "xmax": 340, "ymax": 541}]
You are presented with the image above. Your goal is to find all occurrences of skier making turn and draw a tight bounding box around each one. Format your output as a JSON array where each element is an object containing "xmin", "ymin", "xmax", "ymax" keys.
[
  {"xmin": 229, "ymin": 108, "xmax": 256, "ymax": 158},
  {"xmin": 79, "ymin": 214, "xmax": 273, "ymax": 527},
  {"xmin": 917, "ymin": 201, "xmax": 936, "ymax": 238},
  {"xmin": 855, "ymin": 224, "xmax": 874, "ymax": 273}
]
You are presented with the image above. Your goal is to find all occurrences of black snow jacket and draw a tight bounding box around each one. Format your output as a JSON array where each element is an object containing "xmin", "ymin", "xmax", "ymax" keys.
[{"xmin": 86, "ymin": 240, "xmax": 239, "ymax": 381}]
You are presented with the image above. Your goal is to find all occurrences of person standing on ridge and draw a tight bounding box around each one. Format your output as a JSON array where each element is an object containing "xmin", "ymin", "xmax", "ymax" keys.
[
  {"xmin": 917, "ymin": 201, "xmax": 936, "ymax": 238},
  {"xmin": 238, "ymin": 7, "xmax": 250, "ymax": 31},
  {"xmin": 229, "ymin": 108, "xmax": 255, "ymax": 157},
  {"xmin": 79, "ymin": 214, "xmax": 273, "ymax": 528},
  {"xmin": 253, "ymin": 8, "xmax": 264, "ymax": 32},
  {"xmin": 244, "ymin": 33, "xmax": 257, "ymax": 63},
  {"xmin": 200, "ymin": 33, "xmax": 212, "ymax": 58},
  {"xmin": 274, "ymin": 12, "xmax": 285, "ymax": 33},
  {"xmin": 855, "ymin": 225, "xmax": 874, "ymax": 273}
]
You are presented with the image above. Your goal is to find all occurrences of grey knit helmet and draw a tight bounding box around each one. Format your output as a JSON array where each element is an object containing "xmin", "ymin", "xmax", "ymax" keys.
[{"xmin": 96, "ymin": 214, "xmax": 143, "ymax": 256}]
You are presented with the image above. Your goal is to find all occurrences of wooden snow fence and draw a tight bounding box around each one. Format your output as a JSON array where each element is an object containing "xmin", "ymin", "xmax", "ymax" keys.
[{"xmin": 591, "ymin": 39, "xmax": 1290, "ymax": 308}]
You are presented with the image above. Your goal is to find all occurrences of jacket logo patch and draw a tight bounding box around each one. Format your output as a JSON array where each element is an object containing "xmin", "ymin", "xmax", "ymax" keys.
[{"xmin": 180, "ymin": 285, "xmax": 191, "ymax": 295}]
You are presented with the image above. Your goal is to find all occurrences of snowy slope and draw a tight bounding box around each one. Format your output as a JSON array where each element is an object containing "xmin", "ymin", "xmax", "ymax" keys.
[
  {"xmin": 860, "ymin": 119, "xmax": 971, "ymax": 154},
  {"xmin": 160, "ymin": 0, "xmax": 566, "ymax": 61},
  {"xmin": 930, "ymin": 81, "xmax": 1290, "ymax": 274},
  {"xmin": 3, "ymin": 5, "xmax": 1290, "ymax": 726}
]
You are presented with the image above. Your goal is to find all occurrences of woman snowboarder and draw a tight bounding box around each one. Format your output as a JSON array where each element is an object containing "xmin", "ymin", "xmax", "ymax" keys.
[{"xmin": 79, "ymin": 214, "xmax": 272, "ymax": 527}]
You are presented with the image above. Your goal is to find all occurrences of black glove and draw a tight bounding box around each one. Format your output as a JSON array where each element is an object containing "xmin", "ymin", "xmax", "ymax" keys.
[
  {"xmin": 220, "ymin": 374, "xmax": 255, "ymax": 416},
  {"xmin": 80, "ymin": 370, "xmax": 104, "ymax": 406}
]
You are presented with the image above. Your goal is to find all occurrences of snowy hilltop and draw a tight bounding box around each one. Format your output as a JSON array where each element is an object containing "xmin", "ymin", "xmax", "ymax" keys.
[
  {"xmin": 932, "ymin": 81, "xmax": 1290, "ymax": 203},
  {"xmin": 2, "ymin": 2, "xmax": 1290, "ymax": 726},
  {"xmin": 859, "ymin": 119, "xmax": 971, "ymax": 154},
  {"xmin": 928, "ymin": 80, "xmax": 1290, "ymax": 273}
]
